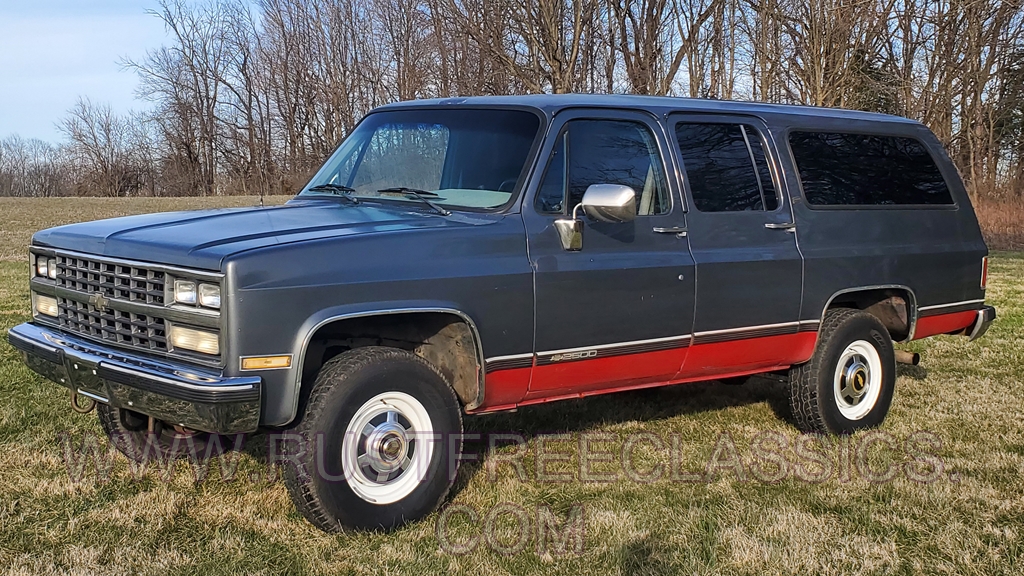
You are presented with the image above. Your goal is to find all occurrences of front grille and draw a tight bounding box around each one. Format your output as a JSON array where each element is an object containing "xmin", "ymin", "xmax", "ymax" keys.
[
  {"xmin": 57, "ymin": 296, "xmax": 168, "ymax": 352},
  {"xmin": 57, "ymin": 255, "xmax": 165, "ymax": 305},
  {"xmin": 45, "ymin": 252, "xmax": 220, "ymax": 363}
]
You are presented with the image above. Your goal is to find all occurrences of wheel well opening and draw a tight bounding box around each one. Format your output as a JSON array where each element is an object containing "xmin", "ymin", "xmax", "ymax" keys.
[
  {"xmin": 299, "ymin": 312, "xmax": 481, "ymax": 413},
  {"xmin": 827, "ymin": 289, "xmax": 913, "ymax": 341}
]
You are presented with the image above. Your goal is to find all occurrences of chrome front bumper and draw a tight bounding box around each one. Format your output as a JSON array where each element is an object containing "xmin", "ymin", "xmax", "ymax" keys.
[{"xmin": 7, "ymin": 322, "xmax": 261, "ymax": 434}]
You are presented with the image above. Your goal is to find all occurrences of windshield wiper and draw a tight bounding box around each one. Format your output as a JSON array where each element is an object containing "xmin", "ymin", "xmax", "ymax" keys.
[
  {"xmin": 307, "ymin": 183, "xmax": 360, "ymax": 204},
  {"xmin": 376, "ymin": 187, "xmax": 451, "ymax": 216}
]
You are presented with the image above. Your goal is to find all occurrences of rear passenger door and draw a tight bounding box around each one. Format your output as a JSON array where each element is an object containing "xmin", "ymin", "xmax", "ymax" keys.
[{"xmin": 669, "ymin": 114, "xmax": 811, "ymax": 378}]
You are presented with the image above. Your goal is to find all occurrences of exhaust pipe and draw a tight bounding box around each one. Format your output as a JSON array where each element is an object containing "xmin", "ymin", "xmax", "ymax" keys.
[{"xmin": 894, "ymin": 350, "xmax": 920, "ymax": 365}]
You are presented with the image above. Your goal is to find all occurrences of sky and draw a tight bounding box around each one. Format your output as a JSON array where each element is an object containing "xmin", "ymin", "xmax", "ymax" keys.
[{"xmin": 0, "ymin": 0, "xmax": 171, "ymax": 142}]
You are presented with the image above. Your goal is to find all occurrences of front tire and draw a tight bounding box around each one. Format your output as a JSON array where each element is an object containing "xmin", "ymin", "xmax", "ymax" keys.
[
  {"xmin": 789, "ymin": 308, "xmax": 896, "ymax": 435},
  {"xmin": 283, "ymin": 347, "xmax": 463, "ymax": 532},
  {"xmin": 97, "ymin": 403, "xmax": 210, "ymax": 463}
]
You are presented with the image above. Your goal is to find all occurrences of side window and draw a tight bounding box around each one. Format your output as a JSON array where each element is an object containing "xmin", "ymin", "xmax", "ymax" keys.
[
  {"xmin": 789, "ymin": 131, "xmax": 954, "ymax": 206},
  {"xmin": 535, "ymin": 130, "xmax": 566, "ymax": 213},
  {"xmin": 675, "ymin": 122, "xmax": 779, "ymax": 212},
  {"xmin": 535, "ymin": 119, "xmax": 669, "ymax": 216},
  {"xmin": 745, "ymin": 127, "xmax": 779, "ymax": 211}
]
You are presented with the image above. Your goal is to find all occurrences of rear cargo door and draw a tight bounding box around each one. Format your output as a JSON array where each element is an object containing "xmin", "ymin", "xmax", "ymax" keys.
[{"xmin": 668, "ymin": 114, "xmax": 811, "ymax": 377}]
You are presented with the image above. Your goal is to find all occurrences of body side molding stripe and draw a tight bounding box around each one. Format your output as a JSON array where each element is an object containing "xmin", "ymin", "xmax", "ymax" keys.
[
  {"xmin": 534, "ymin": 334, "xmax": 691, "ymax": 366},
  {"xmin": 485, "ymin": 354, "xmax": 534, "ymax": 372},
  {"xmin": 917, "ymin": 299, "xmax": 986, "ymax": 317},
  {"xmin": 692, "ymin": 321, "xmax": 801, "ymax": 345},
  {"xmin": 539, "ymin": 333, "xmax": 693, "ymax": 357},
  {"xmin": 497, "ymin": 320, "xmax": 819, "ymax": 370},
  {"xmin": 798, "ymin": 319, "xmax": 821, "ymax": 332}
]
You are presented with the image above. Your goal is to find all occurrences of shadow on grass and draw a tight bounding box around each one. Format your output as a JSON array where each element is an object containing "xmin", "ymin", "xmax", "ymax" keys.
[
  {"xmin": 619, "ymin": 532, "xmax": 677, "ymax": 575},
  {"xmin": 464, "ymin": 375, "xmax": 791, "ymax": 439},
  {"xmin": 448, "ymin": 374, "xmax": 793, "ymax": 499},
  {"xmin": 189, "ymin": 374, "xmax": 792, "ymax": 505},
  {"xmin": 896, "ymin": 362, "xmax": 929, "ymax": 380}
]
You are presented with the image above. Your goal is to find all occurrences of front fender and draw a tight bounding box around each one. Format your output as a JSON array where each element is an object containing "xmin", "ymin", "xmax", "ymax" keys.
[{"xmin": 284, "ymin": 301, "xmax": 488, "ymax": 423}]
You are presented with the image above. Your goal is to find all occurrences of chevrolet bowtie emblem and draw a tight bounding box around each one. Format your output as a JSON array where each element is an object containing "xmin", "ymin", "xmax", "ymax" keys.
[{"xmin": 89, "ymin": 292, "xmax": 110, "ymax": 312}]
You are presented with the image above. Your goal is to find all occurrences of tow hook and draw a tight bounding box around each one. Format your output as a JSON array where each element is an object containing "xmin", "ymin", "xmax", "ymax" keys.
[{"xmin": 70, "ymin": 391, "xmax": 96, "ymax": 414}]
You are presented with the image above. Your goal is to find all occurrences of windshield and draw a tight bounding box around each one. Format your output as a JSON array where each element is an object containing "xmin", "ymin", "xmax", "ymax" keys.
[{"xmin": 300, "ymin": 109, "xmax": 542, "ymax": 211}]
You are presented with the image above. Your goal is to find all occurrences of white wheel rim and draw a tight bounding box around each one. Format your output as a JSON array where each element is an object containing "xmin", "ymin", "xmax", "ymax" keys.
[
  {"xmin": 833, "ymin": 340, "xmax": 883, "ymax": 420},
  {"xmin": 342, "ymin": 391, "xmax": 434, "ymax": 504}
]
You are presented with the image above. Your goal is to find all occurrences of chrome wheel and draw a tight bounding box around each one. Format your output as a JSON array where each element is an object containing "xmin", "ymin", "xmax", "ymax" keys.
[
  {"xmin": 342, "ymin": 391, "xmax": 434, "ymax": 504},
  {"xmin": 833, "ymin": 340, "xmax": 883, "ymax": 420}
]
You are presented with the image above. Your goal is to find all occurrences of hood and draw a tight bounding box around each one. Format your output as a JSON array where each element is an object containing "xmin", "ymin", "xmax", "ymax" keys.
[{"xmin": 31, "ymin": 198, "xmax": 486, "ymax": 270}]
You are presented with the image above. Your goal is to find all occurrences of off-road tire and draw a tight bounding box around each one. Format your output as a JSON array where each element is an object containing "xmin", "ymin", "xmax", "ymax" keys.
[
  {"xmin": 282, "ymin": 346, "xmax": 463, "ymax": 532},
  {"xmin": 789, "ymin": 308, "xmax": 896, "ymax": 434},
  {"xmin": 97, "ymin": 403, "xmax": 211, "ymax": 463}
]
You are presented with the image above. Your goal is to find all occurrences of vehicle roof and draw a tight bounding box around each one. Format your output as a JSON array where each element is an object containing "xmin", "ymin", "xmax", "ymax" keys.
[{"xmin": 376, "ymin": 93, "xmax": 919, "ymax": 125}]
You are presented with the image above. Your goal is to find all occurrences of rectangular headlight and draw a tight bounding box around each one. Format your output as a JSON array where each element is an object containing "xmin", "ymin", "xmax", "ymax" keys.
[
  {"xmin": 173, "ymin": 280, "xmax": 197, "ymax": 305},
  {"xmin": 198, "ymin": 283, "xmax": 220, "ymax": 309},
  {"xmin": 33, "ymin": 255, "xmax": 56, "ymax": 279},
  {"xmin": 34, "ymin": 255, "xmax": 46, "ymax": 278},
  {"xmin": 32, "ymin": 293, "xmax": 58, "ymax": 317},
  {"xmin": 168, "ymin": 324, "xmax": 220, "ymax": 355}
]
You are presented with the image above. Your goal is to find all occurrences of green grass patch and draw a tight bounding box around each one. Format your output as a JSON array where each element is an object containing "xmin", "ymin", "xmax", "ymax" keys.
[{"xmin": 0, "ymin": 200, "xmax": 1021, "ymax": 574}]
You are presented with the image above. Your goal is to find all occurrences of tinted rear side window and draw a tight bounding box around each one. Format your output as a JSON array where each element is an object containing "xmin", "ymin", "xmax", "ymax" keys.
[
  {"xmin": 675, "ymin": 122, "xmax": 778, "ymax": 212},
  {"xmin": 789, "ymin": 131, "xmax": 954, "ymax": 206}
]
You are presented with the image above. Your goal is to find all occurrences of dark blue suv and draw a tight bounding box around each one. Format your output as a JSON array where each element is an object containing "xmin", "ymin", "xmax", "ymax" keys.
[{"xmin": 9, "ymin": 95, "xmax": 995, "ymax": 531}]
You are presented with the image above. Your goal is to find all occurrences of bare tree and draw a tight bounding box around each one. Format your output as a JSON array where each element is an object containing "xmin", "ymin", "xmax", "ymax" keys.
[
  {"xmin": 5, "ymin": 0, "xmax": 1024, "ymax": 201},
  {"xmin": 0, "ymin": 136, "xmax": 73, "ymax": 197},
  {"xmin": 126, "ymin": 0, "xmax": 232, "ymax": 196},
  {"xmin": 58, "ymin": 98, "xmax": 150, "ymax": 197},
  {"xmin": 443, "ymin": 0, "xmax": 600, "ymax": 93}
]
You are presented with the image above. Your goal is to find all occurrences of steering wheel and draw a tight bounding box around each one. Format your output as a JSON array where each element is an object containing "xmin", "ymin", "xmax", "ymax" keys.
[{"xmin": 497, "ymin": 178, "xmax": 518, "ymax": 192}]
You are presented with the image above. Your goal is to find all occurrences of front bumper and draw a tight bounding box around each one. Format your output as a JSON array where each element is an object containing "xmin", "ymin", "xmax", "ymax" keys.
[
  {"xmin": 7, "ymin": 322, "xmax": 261, "ymax": 434},
  {"xmin": 967, "ymin": 305, "xmax": 997, "ymax": 341}
]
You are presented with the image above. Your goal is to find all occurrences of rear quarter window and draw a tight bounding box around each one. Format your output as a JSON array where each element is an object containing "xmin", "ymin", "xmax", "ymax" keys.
[{"xmin": 789, "ymin": 131, "xmax": 954, "ymax": 206}]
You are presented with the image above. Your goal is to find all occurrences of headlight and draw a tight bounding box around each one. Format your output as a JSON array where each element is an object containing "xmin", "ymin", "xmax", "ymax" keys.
[
  {"xmin": 168, "ymin": 324, "xmax": 220, "ymax": 355},
  {"xmin": 34, "ymin": 255, "xmax": 56, "ymax": 279},
  {"xmin": 198, "ymin": 283, "xmax": 220, "ymax": 308},
  {"xmin": 173, "ymin": 279, "xmax": 220, "ymax": 309},
  {"xmin": 32, "ymin": 293, "xmax": 58, "ymax": 317},
  {"xmin": 173, "ymin": 280, "xmax": 197, "ymax": 304}
]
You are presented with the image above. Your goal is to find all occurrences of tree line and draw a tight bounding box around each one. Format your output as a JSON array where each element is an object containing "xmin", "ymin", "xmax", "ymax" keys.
[{"xmin": 2, "ymin": 0, "xmax": 1023, "ymax": 199}]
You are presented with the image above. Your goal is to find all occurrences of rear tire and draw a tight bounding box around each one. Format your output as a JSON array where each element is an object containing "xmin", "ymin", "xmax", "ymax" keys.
[
  {"xmin": 789, "ymin": 308, "xmax": 896, "ymax": 435},
  {"xmin": 282, "ymin": 346, "xmax": 463, "ymax": 532}
]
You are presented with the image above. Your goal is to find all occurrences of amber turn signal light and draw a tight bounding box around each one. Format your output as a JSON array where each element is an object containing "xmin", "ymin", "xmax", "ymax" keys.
[{"xmin": 241, "ymin": 355, "xmax": 292, "ymax": 370}]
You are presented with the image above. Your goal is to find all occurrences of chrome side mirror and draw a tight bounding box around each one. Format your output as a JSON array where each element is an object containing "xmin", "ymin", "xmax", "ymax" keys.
[
  {"xmin": 582, "ymin": 184, "xmax": 637, "ymax": 223},
  {"xmin": 553, "ymin": 184, "xmax": 637, "ymax": 251},
  {"xmin": 554, "ymin": 204, "xmax": 585, "ymax": 251}
]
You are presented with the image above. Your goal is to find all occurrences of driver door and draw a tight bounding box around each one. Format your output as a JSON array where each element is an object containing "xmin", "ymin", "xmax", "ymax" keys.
[{"xmin": 522, "ymin": 109, "xmax": 696, "ymax": 397}]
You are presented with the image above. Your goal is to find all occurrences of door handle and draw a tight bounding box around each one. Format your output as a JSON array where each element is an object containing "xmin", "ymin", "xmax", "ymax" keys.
[
  {"xmin": 765, "ymin": 222, "xmax": 796, "ymax": 231},
  {"xmin": 653, "ymin": 226, "xmax": 687, "ymax": 237}
]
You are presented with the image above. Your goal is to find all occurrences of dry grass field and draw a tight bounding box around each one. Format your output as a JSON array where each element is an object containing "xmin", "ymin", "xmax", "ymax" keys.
[
  {"xmin": 0, "ymin": 197, "xmax": 1021, "ymax": 575},
  {"xmin": 974, "ymin": 197, "xmax": 1024, "ymax": 251}
]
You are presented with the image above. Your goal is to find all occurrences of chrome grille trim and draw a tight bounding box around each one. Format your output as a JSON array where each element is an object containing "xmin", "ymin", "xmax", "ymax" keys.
[
  {"xmin": 58, "ymin": 294, "xmax": 169, "ymax": 352},
  {"xmin": 43, "ymin": 249, "xmax": 223, "ymax": 365},
  {"xmin": 57, "ymin": 254, "xmax": 166, "ymax": 305}
]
